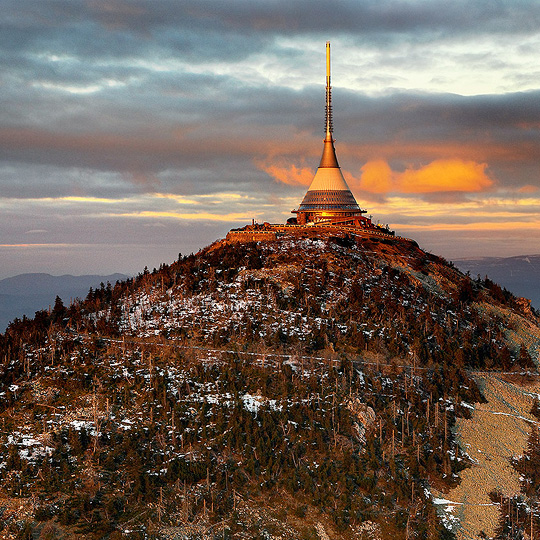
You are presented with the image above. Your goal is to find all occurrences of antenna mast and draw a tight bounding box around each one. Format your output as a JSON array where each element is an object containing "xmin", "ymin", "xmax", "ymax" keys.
[{"xmin": 325, "ymin": 41, "xmax": 333, "ymax": 142}]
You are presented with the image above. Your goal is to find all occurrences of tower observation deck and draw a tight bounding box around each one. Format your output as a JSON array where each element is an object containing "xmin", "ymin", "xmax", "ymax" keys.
[{"xmin": 292, "ymin": 42, "xmax": 370, "ymax": 228}]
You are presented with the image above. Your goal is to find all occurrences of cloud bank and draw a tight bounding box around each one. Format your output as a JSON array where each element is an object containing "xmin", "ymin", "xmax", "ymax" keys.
[{"xmin": 1, "ymin": 0, "xmax": 540, "ymax": 276}]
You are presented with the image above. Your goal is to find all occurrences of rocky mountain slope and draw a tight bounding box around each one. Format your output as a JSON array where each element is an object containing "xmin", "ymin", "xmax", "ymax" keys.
[
  {"xmin": 434, "ymin": 372, "xmax": 540, "ymax": 539},
  {"xmin": 1, "ymin": 232, "xmax": 539, "ymax": 540}
]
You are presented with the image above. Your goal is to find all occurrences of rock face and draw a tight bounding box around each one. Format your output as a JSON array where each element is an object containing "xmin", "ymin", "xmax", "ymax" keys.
[
  {"xmin": 1, "ymin": 233, "xmax": 539, "ymax": 539},
  {"xmin": 347, "ymin": 397, "xmax": 377, "ymax": 445},
  {"xmin": 516, "ymin": 296, "xmax": 534, "ymax": 317}
]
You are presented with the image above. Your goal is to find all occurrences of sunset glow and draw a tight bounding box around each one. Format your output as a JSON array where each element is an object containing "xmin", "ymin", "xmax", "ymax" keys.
[{"xmin": 2, "ymin": 1, "xmax": 540, "ymax": 276}]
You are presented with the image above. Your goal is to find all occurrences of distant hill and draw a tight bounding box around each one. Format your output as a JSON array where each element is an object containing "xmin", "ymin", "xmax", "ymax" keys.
[
  {"xmin": 454, "ymin": 255, "xmax": 540, "ymax": 309},
  {"xmin": 0, "ymin": 272, "xmax": 128, "ymax": 332}
]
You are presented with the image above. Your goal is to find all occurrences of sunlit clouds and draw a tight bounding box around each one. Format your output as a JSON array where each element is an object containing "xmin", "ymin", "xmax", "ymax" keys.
[
  {"xmin": 255, "ymin": 161, "xmax": 314, "ymax": 187},
  {"xmin": 114, "ymin": 211, "xmax": 257, "ymax": 222},
  {"xmin": 357, "ymin": 159, "xmax": 494, "ymax": 194},
  {"xmin": 399, "ymin": 160, "xmax": 493, "ymax": 193},
  {"xmin": 356, "ymin": 161, "xmax": 393, "ymax": 194},
  {"xmin": 2, "ymin": 0, "xmax": 540, "ymax": 275},
  {"xmin": 261, "ymin": 158, "xmax": 494, "ymax": 195}
]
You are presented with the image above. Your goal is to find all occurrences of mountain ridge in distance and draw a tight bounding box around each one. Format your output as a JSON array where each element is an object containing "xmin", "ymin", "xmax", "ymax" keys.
[
  {"xmin": 0, "ymin": 272, "xmax": 128, "ymax": 332},
  {"xmin": 454, "ymin": 254, "xmax": 540, "ymax": 309}
]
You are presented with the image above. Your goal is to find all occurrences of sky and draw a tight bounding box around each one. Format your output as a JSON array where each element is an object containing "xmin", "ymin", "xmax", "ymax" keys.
[{"xmin": 2, "ymin": 0, "xmax": 540, "ymax": 278}]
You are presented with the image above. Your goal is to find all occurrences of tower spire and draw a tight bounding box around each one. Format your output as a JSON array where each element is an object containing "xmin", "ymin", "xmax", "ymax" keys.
[
  {"xmin": 325, "ymin": 41, "xmax": 333, "ymax": 142},
  {"xmin": 293, "ymin": 41, "xmax": 369, "ymax": 227},
  {"xmin": 319, "ymin": 41, "xmax": 339, "ymax": 168}
]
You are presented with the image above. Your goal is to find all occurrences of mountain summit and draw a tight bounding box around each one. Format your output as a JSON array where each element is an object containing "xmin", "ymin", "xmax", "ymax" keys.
[{"xmin": 1, "ymin": 232, "xmax": 539, "ymax": 539}]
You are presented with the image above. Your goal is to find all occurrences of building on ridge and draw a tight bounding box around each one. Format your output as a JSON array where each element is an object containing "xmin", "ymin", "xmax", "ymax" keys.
[
  {"xmin": 292, "ymin": 42, "xmax": 372, "ymax": 228},
  {"xmin": 225, "ymin": 42, "xmax": 398, "ymax": 245}
]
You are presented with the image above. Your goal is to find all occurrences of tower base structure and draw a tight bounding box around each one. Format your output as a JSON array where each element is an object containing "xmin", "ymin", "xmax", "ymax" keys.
[
  {"xmin": 292, "ymin": 186, "xmax": 370, "ymax": 227},
  {"xmin": 225, "ymin": 220, "xmax": 397, "ymax": 245}
]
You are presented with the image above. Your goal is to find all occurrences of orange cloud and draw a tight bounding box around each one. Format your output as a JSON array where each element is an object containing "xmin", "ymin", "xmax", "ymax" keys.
[
  {"xmin": 519, "ymin": 184, "xmax": 539, "ymax": 193},
  {"xmin": 399, "ymin": 160, "xmax": 493, "ymax": 193},
  {"xmin": 358, "ymin": 159, "xmax": 493, "ymax": 194},
  {"xmin": 258, "ymin": 153, "xmax": 494, "ymax": 196},
  {"xmin": 358, "ymin": 160, "xmax": 394, "ymax": 193},
  {"xmin": 256, "ymin": 160, "xmax": 313, "ymax": 186}
]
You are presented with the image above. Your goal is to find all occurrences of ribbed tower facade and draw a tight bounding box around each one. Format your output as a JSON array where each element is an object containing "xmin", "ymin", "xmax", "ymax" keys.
[{"xmin": 293, "ymin": 42, "xmax": 369, "ymax": 227}]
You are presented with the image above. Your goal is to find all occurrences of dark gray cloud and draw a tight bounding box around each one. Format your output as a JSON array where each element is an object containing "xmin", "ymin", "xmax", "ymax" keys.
[
  {"xmin": 335, "ymin": 90, "xmax": 540, "ymax": 187},
  {"xmin": 3, "ymin": 85, "xmax": 540, "ymax": 193},
  {"xmin": 338, "ymin": 90, "xmax": 540, "ymax": 141},
  {"xmin": 4, "ymin": 1, "xmax": 540, "ymax": 65},
  {"xmin": 81, "ymin": 0, "xmax": 540, "ymax": 40}
]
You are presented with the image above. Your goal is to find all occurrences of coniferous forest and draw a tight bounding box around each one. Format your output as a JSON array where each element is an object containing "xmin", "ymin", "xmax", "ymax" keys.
[{"xmin": 0, "ymin": 234, "xmax": 538, "ymax": 539}]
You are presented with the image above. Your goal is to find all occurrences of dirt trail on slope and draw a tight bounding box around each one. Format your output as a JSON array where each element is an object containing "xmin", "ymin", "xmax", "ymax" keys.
[{"xmin": 435, "ymin": 374, "xmax": 540, "ymax": 539}]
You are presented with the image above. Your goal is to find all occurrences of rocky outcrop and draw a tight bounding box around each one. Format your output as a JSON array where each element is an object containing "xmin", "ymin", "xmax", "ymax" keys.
[{"xmin": 347, "ymin": 397, "xmax": 376, "ymax": 445}]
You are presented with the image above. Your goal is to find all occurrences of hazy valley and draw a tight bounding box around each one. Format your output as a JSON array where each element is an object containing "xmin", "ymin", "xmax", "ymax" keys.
[
  {"xmin": 454, "ymin": 255, "xmax": 540, "ymax": 310},
  {"xmin": 0, "ymin": 274, "xmax": 128, "ymax": 333}
]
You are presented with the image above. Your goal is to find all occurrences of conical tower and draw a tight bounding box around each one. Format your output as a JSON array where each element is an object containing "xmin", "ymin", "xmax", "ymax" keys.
[{"xmin": 293, "ymin": 42, "xmax": 369, "ymax": 227}]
